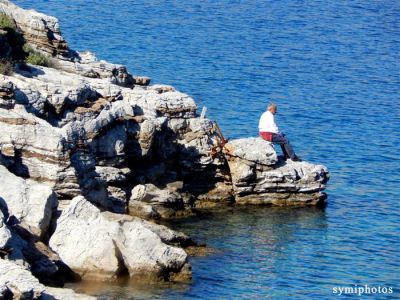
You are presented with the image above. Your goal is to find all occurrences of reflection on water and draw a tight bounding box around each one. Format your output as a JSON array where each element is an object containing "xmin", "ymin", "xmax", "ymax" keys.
[
  {"xmin": 68, "ymin": 206, "xmax": 329, "ymax": 299},
  {"xmin": 66, "ymin": 279, "xmax": 191, "ymax": 300},
  {"xmin": 170, "ymin": 206, "xmax": 330, "ymax": 299},
  {"xmin": 68, "ymin": 201, "xmax": 399, "ymax": 298}
]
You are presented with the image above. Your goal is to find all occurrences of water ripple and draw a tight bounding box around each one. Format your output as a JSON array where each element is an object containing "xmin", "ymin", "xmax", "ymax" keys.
[{"xmin": 12, "ymin": 0, "xmax": 400, "ymax": 298}]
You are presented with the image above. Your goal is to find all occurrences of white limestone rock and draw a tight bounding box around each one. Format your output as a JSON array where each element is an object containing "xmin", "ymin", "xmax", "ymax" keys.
[
  {"xmin": 0, "ymin": 165, "xmax": 58, "ymax": 237},
  {"xmin": 225, "ymin": 137, "xmax": 329, "ymax": 205},
  {"xmin": 125, "ymin": 88, "xmax": 197, "ymax": 118},
  {"xmin": 0, "ymin": 258, "xmax": 44, "ymax": 299},
  {"xmin": 128, "ymin": 200, "xmax": 161, "ymax": 219},
  {"xmin": 0, "ymin": 258, "xmax": 94, "ymax": 299},
  {"xmin": 130, "ymin": 184, "xmax": 182, "ymax": 205},
  {"xmin": 225, "ymin": 137, "xmax": 278, "ymax": 166},
  {"xmin": 0, "ymin": 0, "xmax": 69, "ymax": 58},
  {"xmin": 130, "ymin": 184, "xmax": 185, "ymax": 218},
  {"xmin": 0, "ymin": 104, "xmax": 67, "ymax": 182},
  {"xmin": 138, "ymin": 118, "xmax": 157, "ymax": 156},
  {"xmin": 49, "ymin": 196, "xmax": 190, "ymax": 281},
  {"xmin": 83, "ymin": 100, "xmax": 134, "ymax": 139},
  {"xmin": 95, "ymin": 166, "xmax": 130, "ymax": 184}
]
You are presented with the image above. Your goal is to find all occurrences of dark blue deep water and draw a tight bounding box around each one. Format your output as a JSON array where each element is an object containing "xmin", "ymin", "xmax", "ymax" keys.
[{"xmin": 14, "ymin": 0, "xmax": 400, "ymax": 298}]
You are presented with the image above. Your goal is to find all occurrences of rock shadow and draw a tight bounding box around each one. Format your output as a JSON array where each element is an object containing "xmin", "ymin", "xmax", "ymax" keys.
[
  {"xmin": 0, "ymin": 198, "xmax": 80, "ymax": 286},
  {"xmin": 128, "ymin": 125, "xmax": 231, "ymax": 202},
  {"xmin": 0, "ymin": 148, "xmax": 30, "ymax": 179},
  {"xmin": 14, "ymin": 63, "xmax": 45, "ymax": 78}
]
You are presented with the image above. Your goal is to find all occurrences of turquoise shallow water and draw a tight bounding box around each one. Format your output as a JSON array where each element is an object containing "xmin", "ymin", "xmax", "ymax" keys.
[{"xmin": 13, "ymin": 0, "xmax": 400, "ymax": 298}]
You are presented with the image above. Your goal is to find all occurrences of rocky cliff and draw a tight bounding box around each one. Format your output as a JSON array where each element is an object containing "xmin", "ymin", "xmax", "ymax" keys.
[{"xmin": 0, "ymin": 0, "xmax": 329, "ymax": 297}]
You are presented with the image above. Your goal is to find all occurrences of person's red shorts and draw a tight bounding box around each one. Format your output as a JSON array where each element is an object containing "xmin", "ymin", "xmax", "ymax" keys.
[{"xmin": 259, "ymin": 132, "xmax": 273, "ymax": 142}]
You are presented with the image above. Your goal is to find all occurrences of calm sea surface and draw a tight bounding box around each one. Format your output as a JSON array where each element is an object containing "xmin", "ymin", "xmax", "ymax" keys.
[{"xmin": 14, "ymin": 0, "xmax": 400, "ymax": 298}]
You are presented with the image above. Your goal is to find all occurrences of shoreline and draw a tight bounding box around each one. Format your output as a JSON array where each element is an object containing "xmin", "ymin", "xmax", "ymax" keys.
[{"xmin": 0, "ymin": 1, "xmax": 329, "ymax": 298}]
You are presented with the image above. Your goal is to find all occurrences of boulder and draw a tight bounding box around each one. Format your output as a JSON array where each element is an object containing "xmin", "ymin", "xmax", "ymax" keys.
[
  {"xmin": 126, "ymin": 88, "xmax": 197, "ymax": 118},
  {"xmin": 134, "ymin": 76, "xmax": 151, "ymax": 86},
  {"xmin": 225, "ymin": 137, "xmax": 329, "ymax": 205},
  {"xmin": 49, "ymin": 196, "xmax": 191, "ymax": 281},
  {"xmin": 224, "ymin": 137, "xmax": 278, "ymax": 166},
  {"xmin": 0, "ymin": 165, "xmax": 58, "ymax": 237},
  {"xmin": 0, "ymin": 258, "xmax": 44, "ymax": 299},
  {"xmin": 129, "ymin": 184, "xmax": 185, "ymax": 219}
]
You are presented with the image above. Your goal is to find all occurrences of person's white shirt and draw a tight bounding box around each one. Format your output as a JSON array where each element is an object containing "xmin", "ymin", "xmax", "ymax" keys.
[{"xmin": 258, "ymin": 110, "xmax": 280, "ymax": 133}]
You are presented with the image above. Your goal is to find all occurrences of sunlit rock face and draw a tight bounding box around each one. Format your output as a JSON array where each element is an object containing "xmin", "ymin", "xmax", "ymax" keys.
[{"xmin": 225, "ymin": 137, "xmax": 329, "ymax": 205}]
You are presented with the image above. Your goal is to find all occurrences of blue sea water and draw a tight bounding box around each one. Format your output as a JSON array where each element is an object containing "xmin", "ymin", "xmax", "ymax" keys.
[{"xmin": 13, "ymin": 0, "xmax": 400, "ymax": 298}]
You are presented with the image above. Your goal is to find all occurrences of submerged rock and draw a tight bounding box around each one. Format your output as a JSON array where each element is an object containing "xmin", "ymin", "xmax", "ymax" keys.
[
  {"xmin": 0, "ymin": 258, "xmax": 95, "ymax": 299},
  {"xmin": 43, "ymin": 287, "xmax": 96, "ymax": 300}
]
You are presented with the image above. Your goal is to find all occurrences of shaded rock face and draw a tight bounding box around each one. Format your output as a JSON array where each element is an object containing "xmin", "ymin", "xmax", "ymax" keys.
[
  {"xmin": 0, "ymin": 210, "xmax": 11, "ymax": 250},
  {"xmin": 225, "ymin": 137, "xmax": 329, "ymax": 205},
  {"xmin": 0, "ymin": 81, "xmax": 14, "ymax": 108},
  {"xmin": 0, "ymin": 29, "xmax": 12, "ymax": 59},
  {"xmin": 49, "ymin": 196, "xmax": 191, "ymax": 281},
  {"xmin": 0, "ymin": 64, "xmax": 232, "ymax": 214}
]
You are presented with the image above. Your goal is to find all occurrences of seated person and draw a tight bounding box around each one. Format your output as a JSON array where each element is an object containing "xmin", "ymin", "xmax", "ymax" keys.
[{"xmin": 258, "ymin": 103, "xmax": 302, "ymax": 162}]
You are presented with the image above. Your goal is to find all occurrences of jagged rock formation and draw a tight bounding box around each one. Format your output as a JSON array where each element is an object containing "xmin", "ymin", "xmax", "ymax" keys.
[
  {"xmin": 49, "ymin": 196, "xmax": 192, "ymax": 281},
  {"xmin": 0, "ymin": 66, "xmax": 231, "ymax": 213},
  {"xmin": 225, "ymin": 138, "xmax": 329, "ymax": 205},
  {"xmin": 0, "ymin": 0, "xmax": 329, "ymax": 297},
  {"xmin": 0, "ymin": 0, "xmax": 68, "ymax": 58}
]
